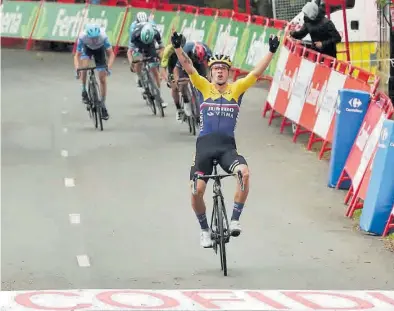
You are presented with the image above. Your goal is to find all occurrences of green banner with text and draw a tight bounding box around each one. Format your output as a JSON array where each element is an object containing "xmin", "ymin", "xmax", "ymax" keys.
[
  {"xmin": 0, "ymin": 0, "xmax": 41, "ymax": 38},
  {"xmin": 1, "ymin": 0, "xmax": 284, "ymax": 77}
]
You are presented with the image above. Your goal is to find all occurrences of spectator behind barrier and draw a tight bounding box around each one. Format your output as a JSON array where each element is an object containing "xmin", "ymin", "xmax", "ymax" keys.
[{"xmin": 289, "ymin": 1, "xmax": 341, "ymax": 58}]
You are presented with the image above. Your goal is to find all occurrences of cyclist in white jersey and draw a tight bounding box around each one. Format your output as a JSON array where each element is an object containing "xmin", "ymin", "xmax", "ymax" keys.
[{"xmin": 74, "ymin": 24, "xmax": 115, "ymax": 120}]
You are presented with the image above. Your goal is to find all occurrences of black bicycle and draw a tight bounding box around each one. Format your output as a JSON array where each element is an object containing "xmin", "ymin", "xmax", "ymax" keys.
[
  {"xmin": 77, "ymin": 66, "xmax": 106, "ymax": 131},
  {"xmin": 176, "ymin": 77, "xmax": 199, "ymax": 136},
  {"xmin": 134, "ymin": 56, "xmax": 165, "ymax": 117},
  {"xmin": 192, "ymin": 159, "xmax": 244, "ymax": 276}
]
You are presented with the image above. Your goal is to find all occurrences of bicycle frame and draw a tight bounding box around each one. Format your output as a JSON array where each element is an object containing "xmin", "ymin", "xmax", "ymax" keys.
[
  {"xmin": 77, "ymin": 66, "xmax": 106, "ymax": 130},
  {"xmin": 192, "ymin": 161, "xmax": 244, "ymax": 276}
]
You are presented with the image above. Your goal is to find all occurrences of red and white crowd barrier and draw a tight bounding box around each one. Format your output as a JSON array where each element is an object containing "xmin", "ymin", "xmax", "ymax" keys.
[
  {"xmin": 263, "ymin": 36, "xmax": 380, "ymax": 159},
  {"xmin": 263, "ymin": 35, "xmax": 394, "ymax": 236}
]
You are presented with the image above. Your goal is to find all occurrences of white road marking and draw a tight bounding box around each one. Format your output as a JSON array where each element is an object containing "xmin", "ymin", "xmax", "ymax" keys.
[
  {"xmin": 77, "ymin": 255, "xmax": 91, "ymax": 267},
  {"xmin": 64, "ymin": 178, "xmax": 75, "ymax": 187},
  {"xmin": 69, "ymin": 214, "xmax": 80, "ymax": 224},
  {"xmin": 61, "ymin": 149, "xmax": 69, "ymax": 157},
  {"xmin": 63, "ymin": 127, "xmax": 68, "ymax": 133}
]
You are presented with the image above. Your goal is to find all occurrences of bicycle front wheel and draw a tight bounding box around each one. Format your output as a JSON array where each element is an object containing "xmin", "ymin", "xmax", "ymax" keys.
[
  {"xmin": 88, "ymin": 81, "xmax": 99, "ymax": 129},
  {"xmin": 148, "ymin": 70, "xmax": 164, "ymax": 118},
  {"xmin": 217, "ymin": 198, "xmax": 227, "ymax": 276}
]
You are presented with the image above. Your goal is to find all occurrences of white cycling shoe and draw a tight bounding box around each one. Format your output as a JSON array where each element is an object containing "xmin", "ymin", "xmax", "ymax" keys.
[
  {"xmin": 229, "ymin": 220, "xmax": 242, "ymax": 237},
  {"xmin": 176, "ymin": 110, "xmax": 183, "ymax": 123},
  {"xmin": 200, "ymin": 229, "xmax": 213, "ymax": 248}
]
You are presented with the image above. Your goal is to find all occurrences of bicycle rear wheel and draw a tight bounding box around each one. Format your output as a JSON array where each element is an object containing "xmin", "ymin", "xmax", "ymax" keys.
[
  {"xmin": 141, "ymin": 69, "xmax": 156, "ymax": 115},
  {"xmin": 217, "ymin": 197, "xmax": 227, "ymax": 276}
]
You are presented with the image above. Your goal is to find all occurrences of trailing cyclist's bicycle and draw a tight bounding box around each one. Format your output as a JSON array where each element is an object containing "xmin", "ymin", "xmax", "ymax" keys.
[
  {"xmin": 176, "ymin": 77, "xmax": 199, "ymax": 136},
  {"xmin": 192, "ymin": 160, "xmax": 244, "ymax": 276},
  {"xmin": 77, "ymin": 66, "xmax": 106, "ymax": 131},
  {"xmin": 134, "ymin": 56, "xmax": 165, "ymax": 118}
]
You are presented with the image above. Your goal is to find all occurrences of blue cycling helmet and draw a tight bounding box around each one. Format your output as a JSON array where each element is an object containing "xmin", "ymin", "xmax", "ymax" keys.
[{"xmin": 85, "ymin": 24, "xmax": 101, "ymax": 38}]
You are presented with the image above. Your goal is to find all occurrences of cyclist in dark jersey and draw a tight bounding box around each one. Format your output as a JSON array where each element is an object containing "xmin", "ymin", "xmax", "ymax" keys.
[
  {"xmin": 171, "ymin": 31, "xmax": 280, "ymax": 248},
  {"xmin": 174, "ymin": 41, "xmax": 212, "ymax": 118},
  {"xmin": 128, "ymin": 22, "xmax": 167, "ymax": 108}
]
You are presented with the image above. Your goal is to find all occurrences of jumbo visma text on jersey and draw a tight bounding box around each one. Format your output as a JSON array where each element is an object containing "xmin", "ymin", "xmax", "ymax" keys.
[{"xmin": 189, "ymin": 71, "xmax": 257, "ymax": 138}]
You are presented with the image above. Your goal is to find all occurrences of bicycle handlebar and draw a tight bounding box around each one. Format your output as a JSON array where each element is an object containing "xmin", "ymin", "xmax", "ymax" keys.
[
  {"xmin": 132, "ymin": 56, "xmax": 158, "ymax": 64},
  {"xmin": 77, "ymin": 66, "xmax": 108, "ymax": 72},
  {"xmin": 192, "ymin": 170, "xmax": 245, "ymax": 194}
]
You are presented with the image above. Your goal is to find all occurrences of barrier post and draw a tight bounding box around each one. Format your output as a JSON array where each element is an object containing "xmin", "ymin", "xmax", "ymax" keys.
[
  {"xmin": 359, "ymin": 119, "xmax": 394, "ymax": 235},
  {"xmin": 26, "ymin": 0, "xmax": 45, "ymax": 51},
  {"xmin": 114, "ymin": 5, "xmax": 130, "ymax": 55},
  {"xmin": 327, "ymin": 89, "xmax": 370, "ymax": 188}
]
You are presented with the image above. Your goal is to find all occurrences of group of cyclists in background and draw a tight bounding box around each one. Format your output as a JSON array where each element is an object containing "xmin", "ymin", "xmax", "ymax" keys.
[
  {"xmin": 74, "ymin": 11, "xmax": 280, "ymax": 248},
  {"xmin": 74, "ymin": 11, "xmax": 212, "ymax": 123}
]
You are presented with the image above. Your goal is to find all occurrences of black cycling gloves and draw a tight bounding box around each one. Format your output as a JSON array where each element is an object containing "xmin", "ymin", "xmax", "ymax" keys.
[
  {"xmin": 171, "ymin": 31, "xmax": 182, "ymax": 49},
  {"xmin": 269, "ymin": 35, "xmax": 280, "ymax": 53}
]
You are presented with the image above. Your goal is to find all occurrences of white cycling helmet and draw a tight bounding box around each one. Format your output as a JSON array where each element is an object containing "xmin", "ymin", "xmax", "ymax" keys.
[{"xmin": 136, "ymin": 12, "xmax": 148, "ymax": 23}]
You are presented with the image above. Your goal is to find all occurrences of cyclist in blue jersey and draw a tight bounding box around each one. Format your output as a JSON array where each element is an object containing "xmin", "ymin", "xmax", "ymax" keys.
[
  {"xmin": 74, "ymin": 24, "xmax": 115, "ymax": 120},
  {"xmin": 127, "ymin": 22, "xmax": 167, "ymax": 108},
  {"xmin": 171, "ymin": 31, "xmax": 280, "ymax": 248}
]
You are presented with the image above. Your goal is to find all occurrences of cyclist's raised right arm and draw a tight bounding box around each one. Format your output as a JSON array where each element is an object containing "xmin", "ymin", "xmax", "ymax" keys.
[
  {"xmin": 174, "ymin": 47, "xmax": 196, "ymax": 76},
  {"xmin": 74, "ymin": 37, "xmax": 83, "ymax": 70}
]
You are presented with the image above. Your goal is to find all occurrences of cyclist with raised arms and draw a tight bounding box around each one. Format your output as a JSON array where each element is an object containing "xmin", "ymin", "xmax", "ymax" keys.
[
  {"xmin": 74, "ymin": 24, "xmax": 115, "ymax": 120},
  {"xmin": 173, "ymin": 41, "xmax": 212, "ymax": 118},
  {"xmin": 160, "ymin": 33, "xmax": 187, "ymax": 121},
  {"xmin": 127, "ymin": 22, "xmax": 167, "ymax": 108},
  {"xmin": 171, "ymin": 31, "xmax": 280, "ymax": 248}
]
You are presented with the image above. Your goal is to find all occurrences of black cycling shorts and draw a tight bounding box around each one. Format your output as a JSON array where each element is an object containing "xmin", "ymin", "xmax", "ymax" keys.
[
  {"xmin": 135, "ymin": 43, "xmax": 159, "ymax": 59},
  {"xmin": 81, "ymin": 45, "xmax": 107, "ymax": 68},
  {"xmin": 190, "ymin": 133, "xmax": 247, "ymax": 182}
]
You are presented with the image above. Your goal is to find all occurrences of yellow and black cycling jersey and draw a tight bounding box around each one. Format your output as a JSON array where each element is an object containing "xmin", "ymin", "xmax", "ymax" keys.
[
  {"xmin": 189, "ymin": 70, "xmax": 257, "ymax": 138},
  {"xmin": 160, "ymin": 44, "xmax": 175, "ymax": 68}
]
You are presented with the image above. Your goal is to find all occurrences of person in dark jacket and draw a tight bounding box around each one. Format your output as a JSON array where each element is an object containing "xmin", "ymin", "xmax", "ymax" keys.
[{"xmin": 290, "ymin": 1, "xmax": 341, "ymax": 58}]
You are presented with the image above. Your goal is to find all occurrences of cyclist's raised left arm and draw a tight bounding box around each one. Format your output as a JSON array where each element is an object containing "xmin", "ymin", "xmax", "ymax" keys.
[
  {"xmin": 250, "ymin": 35, "xmax": 279, "ymax": 78},
  {"xmin": 249, "ymin": 51, "xmax": 274, "ymax": 78}
]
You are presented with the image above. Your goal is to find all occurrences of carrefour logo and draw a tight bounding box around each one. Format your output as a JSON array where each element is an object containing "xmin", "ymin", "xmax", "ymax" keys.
[
  {"xmin": 346, "ymin": 98, "xmax": 363, "ymax": 113},
  {"xmin": 378, "ymin": 127, "xmax": 394, "ymax": 148},
  {"xmin": 381, "ymin": 127, "xmax": 388, "ymax": 142}
]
